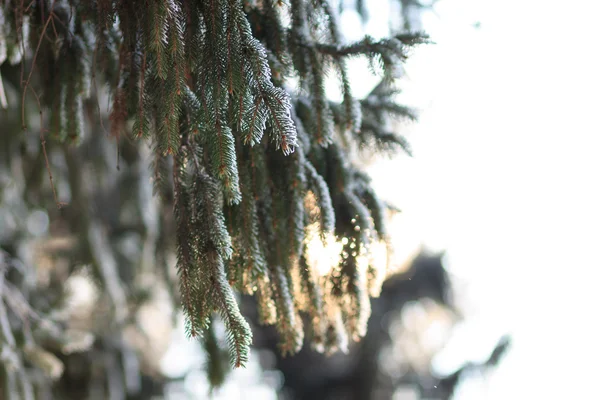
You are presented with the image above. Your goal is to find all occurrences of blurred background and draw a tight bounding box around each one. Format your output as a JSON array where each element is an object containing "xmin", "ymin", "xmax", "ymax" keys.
[
  {"xmin": 2, "ymin": 0, "xmax": 599, "ymax": 399},
  {"xmin": 377, "ymin": 1, "xmax": 600, "ymax": 398}
]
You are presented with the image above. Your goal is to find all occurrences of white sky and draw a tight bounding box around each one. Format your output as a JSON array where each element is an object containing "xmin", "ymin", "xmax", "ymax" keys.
[{"xmin": 362, "ymin": 0, "xmax": 600, "ymax": 398}]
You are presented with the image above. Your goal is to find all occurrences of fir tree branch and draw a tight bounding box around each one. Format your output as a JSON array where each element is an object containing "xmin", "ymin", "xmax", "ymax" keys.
[
  {"xmin": 205, "ymin": 246, "xmax": 252, "ymax": 368},
  {"xmin": 304, "ymin": 160, "xmax": 336, "ymax": 239},
  {"xmin": 2, "ymin": 0, "xmax": 429, "ymax": 378}
]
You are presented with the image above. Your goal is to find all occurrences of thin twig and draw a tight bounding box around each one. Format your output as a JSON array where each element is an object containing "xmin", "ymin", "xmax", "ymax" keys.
[
  {"xmin": 28, "ymin": 87, "xmax": 64, "ymax": 208},
  {"xmin": 18, "ymin": 0, "xmax": 64, "ymax": 209},
  {"xmin": 21, "ymin": 0, "xmax": 58, "ymax": 129}
]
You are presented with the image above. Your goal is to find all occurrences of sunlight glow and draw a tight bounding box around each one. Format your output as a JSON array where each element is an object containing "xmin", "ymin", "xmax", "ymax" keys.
[
  {"xmin": 304, "ymin": 221, "xmax": 343, "ymax": 277},
  {"xmin": 366, "ymin": 238, "xmax": 389, "ymax": 297}
]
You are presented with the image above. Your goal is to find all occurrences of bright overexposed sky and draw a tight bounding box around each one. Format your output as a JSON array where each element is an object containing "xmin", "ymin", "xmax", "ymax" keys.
[{"xmin": 360, "ymin": 0, "xmax": 600, "ymax": 398}]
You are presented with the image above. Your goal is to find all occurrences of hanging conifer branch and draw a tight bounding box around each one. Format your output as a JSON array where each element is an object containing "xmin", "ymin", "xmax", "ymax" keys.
[
  {"xmin": 173, "ymin": 152, "xmax": 202, "ymax": 338},
  {"xmin": 2, "ymin": 0, "xmax": 428, "ymax": 373}
]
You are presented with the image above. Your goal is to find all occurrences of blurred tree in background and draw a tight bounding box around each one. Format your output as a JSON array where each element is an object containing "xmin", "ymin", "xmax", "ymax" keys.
[{"xmin": 0, "ymin": 0, "xmax": 508, "ymax": 399}]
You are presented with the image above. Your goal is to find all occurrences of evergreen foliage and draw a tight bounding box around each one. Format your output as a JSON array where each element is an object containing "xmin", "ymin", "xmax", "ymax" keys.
[{"xmin": 0, "ymin": 0, "xmax": 429, "ymax": 384}]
